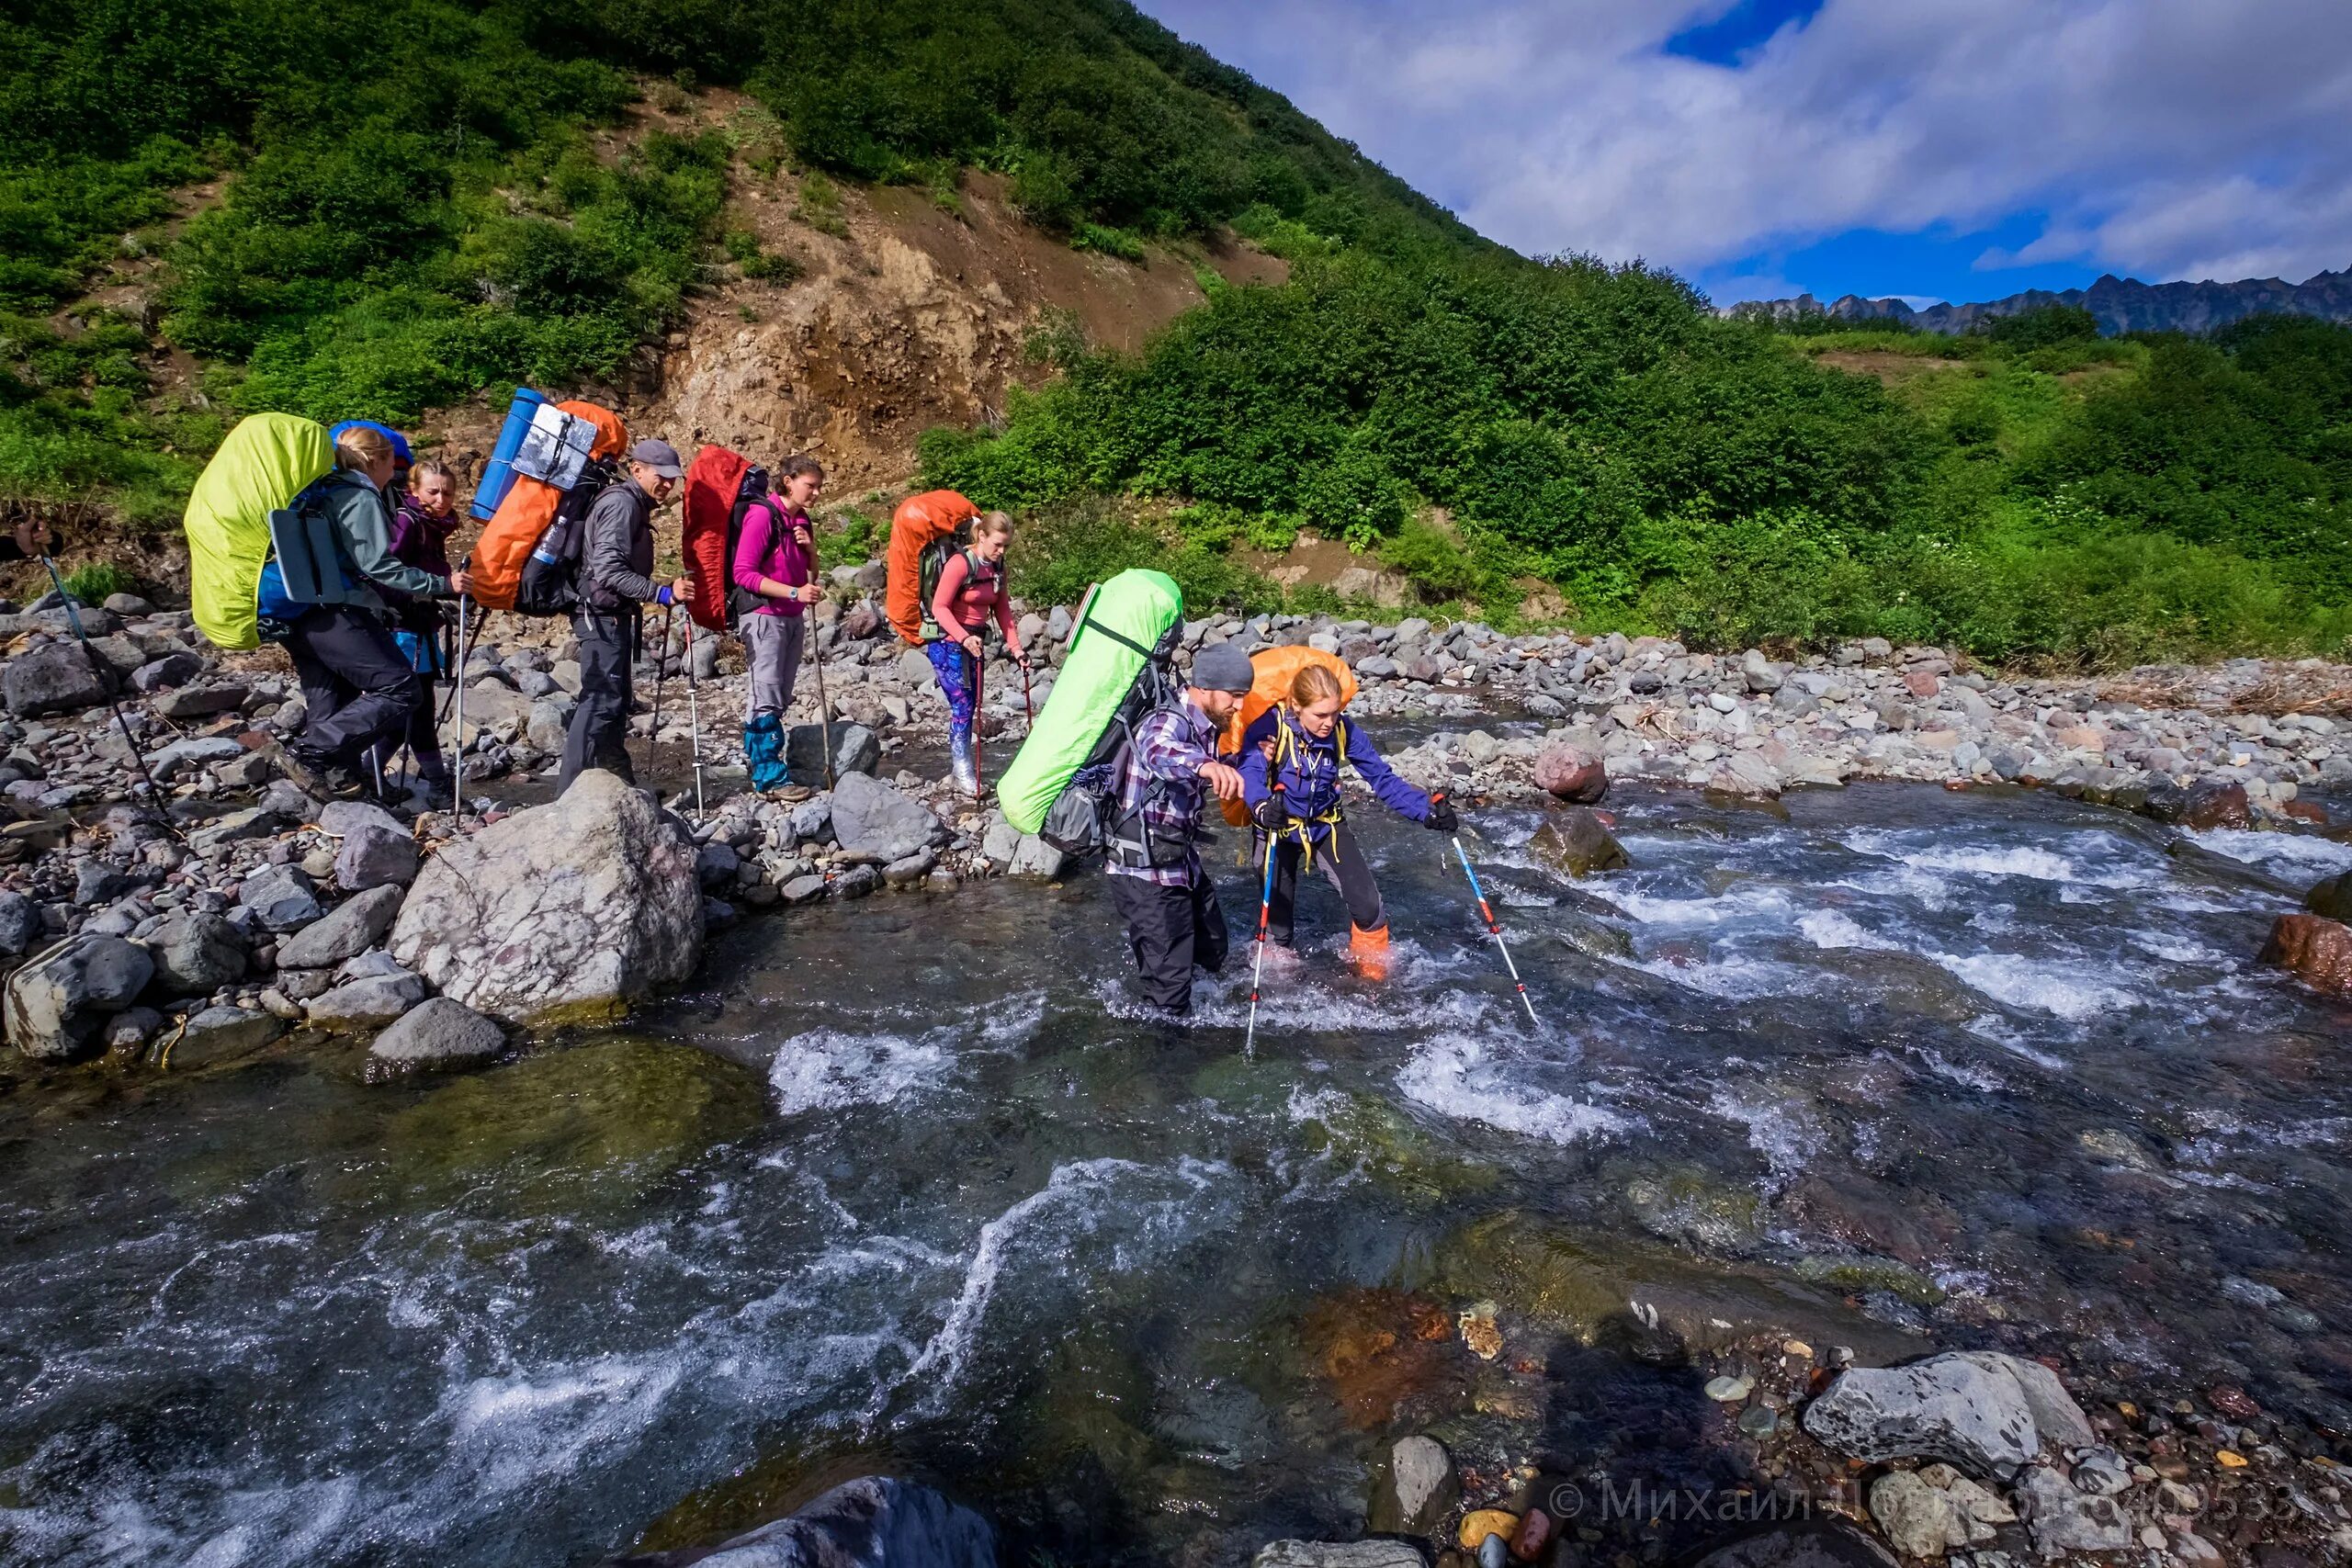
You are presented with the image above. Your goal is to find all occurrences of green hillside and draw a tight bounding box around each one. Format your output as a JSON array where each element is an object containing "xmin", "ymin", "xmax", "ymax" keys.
[{"xmin": 5, "ymin": 0, "xmax": 2346, "ymax": 665}]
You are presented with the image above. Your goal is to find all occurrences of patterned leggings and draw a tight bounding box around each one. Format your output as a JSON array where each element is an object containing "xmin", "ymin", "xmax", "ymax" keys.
[{"xmin": 925, "ymin": 640, "xmax": 978, "ymax": 742}]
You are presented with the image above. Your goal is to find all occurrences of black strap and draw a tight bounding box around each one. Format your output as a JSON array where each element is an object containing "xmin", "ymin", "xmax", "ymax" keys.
[{"xmin": 1086, "ymin": 619, "xmax": 1154, "ymax": 659}]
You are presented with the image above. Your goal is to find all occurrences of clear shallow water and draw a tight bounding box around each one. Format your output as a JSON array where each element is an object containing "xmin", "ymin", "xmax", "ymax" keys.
[{"xmin": 4, "ymin": 782, "xmax": 2351, "ymax": 1565}]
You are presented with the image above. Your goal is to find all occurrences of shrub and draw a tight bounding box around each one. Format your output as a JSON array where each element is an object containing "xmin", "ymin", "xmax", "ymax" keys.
[{"xmin": 62, "ymin": 561, "xmax": 135, "ymax": 604}]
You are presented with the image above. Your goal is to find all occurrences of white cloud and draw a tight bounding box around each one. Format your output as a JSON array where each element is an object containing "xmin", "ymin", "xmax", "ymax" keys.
[{"xmin": 1138, "ymin": 0, "xmax": 2352, "ymax": 288}]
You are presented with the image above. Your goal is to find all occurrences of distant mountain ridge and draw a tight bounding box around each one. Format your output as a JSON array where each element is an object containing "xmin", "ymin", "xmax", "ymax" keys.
[{"xmin": 1736, "ymin": 265, "xmax": 2352, "ymax": 336}]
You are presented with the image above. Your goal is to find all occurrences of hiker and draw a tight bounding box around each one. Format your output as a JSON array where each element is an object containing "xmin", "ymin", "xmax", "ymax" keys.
[
  {"xmin": 269, "ymin": 425, "xmax": 470, "ymax": 795},
  {"xmin": 560, "ymin": 438, "xmax": 694, "ymax": 795},
  {"xmin": 1104, "ymin": 639, "xmax": 1253, "ymax": 1017},
  {"xmin": 927, "ymin": 510, "xmax": 1028, "ymax": 795},
  {"xmin": 732, "ymin": 456, "xmax": 823, "ymax": 788},
  {"xmin": 1238, "ymin": 660, "xmax": 1456, "ymax": 977},
  {"xmin": 365, "ymin": 457, "xmax": 461, "ymax": 793}
]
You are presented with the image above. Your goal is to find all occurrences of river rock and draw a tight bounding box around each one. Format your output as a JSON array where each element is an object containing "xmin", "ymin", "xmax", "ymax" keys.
[
  {"xmin": 1007, "ymin": 834, "xmax": 1068, "ymax": 879},
  {"xmin": 5, "ymin": 933, "xmax": 154, "ymax": 1061},
  {"xmin": 780, "ymin": 874, "xmax": 827, "ymax": 905},
  {"xmin": 829, "ymin": 770, "xmax": 936, "ymax": 862},
  {"xmin": 104, "ymin": 1005, "xmax": 162, "ymax": 1050},
  {"xmin": 1802, "ymin": 1350, "xmax": 2094, "ymax": 1480},
  {"xmin": 1868, "ymin": 1470, "xmax": 1994, "ymax": 1558},
  {"xmin": 2260, "ymin": 914, "xmax": 2352, "ymax": 997},
  {"xmin": 2181, "ymin": 779, "xmax": 2251, "ymax": 830},
  {"xmin": 238, "ymin": 864, "xmax": 322, "ymax": 931},
  {"xmin": 1709, "ymin": 750, "xmax": 1782, "ymax": 799},
  {"xmin": 306, "ymin": 971, "xmax": 428, "ymax": 1032},
  {"xmin": 4, "ymin": 642, "xmax": 112, "ymax": 716},
  {"xmin": 678, "ymin": 1476, "xmax": 996, "ymax": 1568},
  {"xmin": 367, "ymin": 997, "xmax": 505, "ymax": 1076},
  {"xmin": 786, "ymin": 721, "xmax": 881, "ymax": 785},
  {"xmin": 1684, "ymin": 1522, "xmax": 1897, "ymax": 1568},
  {"xmin": 1255, "ymin": 1545, "xmax": 1425, "ymax": 1568},
  {"xmin": 153, "ymin": 682, "xmax": 250, "ymax": 721},
  {"xmin": 2307, "ymin": 874, "xmax": 2352, "ymax": 921},
  {"xmin": 1529, "ymin": 808, "xmax": 1629, "ymax": 877},
  {"xmin": 389, "ymin": 768, "xmax": 702, "ymax": 1026},
  {"xmin": 1371, "ymin": 1434, "xmax": 1461, "ymax": 1536},
  {"xmin": 1533, "ymin": 739, "xmax": 1608, "ymax": 803},
  {"xmin": 980, "ymin": 816, "xmax": 1022, "ymax": 870},
  {"xmin": 145, "ymin": 912, "xmax": 248, "ymax": 996},
  {"xmin": 175, "ymin": 1004, "xmax": 285, "ymax": 1065},
  {"xmin": 189, "ymin": 807, "xmax": 279, "ymax": 854},
  {"xmin": 334, "ymin": 822, "xmax": 420, "ymax": 890},
  {"xmin": 275, "ymin": 884, "xmax": 405, "ymax": 969},
  {"xmin": 0, "ymin": 890, "xmax": 40, "ymax": 956},
  {"xmin": 2017, "ymin": 1466, "xmax": 2132, "ymax": 1556}
]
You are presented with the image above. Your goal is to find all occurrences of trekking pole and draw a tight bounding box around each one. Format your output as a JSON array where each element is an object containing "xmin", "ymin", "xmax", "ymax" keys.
[
  {"xmin": 38, "ymin": 556, "xmax": 180, "ymax": 839},
  {"xmin": 448, "ymin": 592, "xmax": 470, "ymax": 820},
  {"xmin": 809, "ymin": 618, "xmax": 836, "ymax": 792},
  {"xmin": 1242, "ymin": 787, "xmax": 1284, "ymax": 1058},
  {"xmin": 1021, "ymin": 657, "xmax": 1035, "ymax": 728},
  {"xmin": 1450, "ymin": 827, "xmax": 1539, "ymax": 1027},
  {"xmin": 650, "ymin": 602, "xmax": 673, "ymax": 740},
  {"xmin": 683, "ymin": 615, "xmax": 707, "ymax": 819},
  {"xmin": 972, "ymin": 650, "xmax": 987, "ymax": 796}
]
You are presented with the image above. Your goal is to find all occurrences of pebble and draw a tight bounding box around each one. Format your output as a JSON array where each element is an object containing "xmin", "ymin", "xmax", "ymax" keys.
[{"xmin": 1704, "ymin": 1374, "xmax": 1755, "ymax": 1402}]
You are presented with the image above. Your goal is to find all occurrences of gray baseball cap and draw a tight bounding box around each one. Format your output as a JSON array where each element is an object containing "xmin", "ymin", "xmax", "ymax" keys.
[
  {"xmin": 1191, "ymin": 640, "xmax": 1257, "ymax": 694},
  {"xmin": 629, "ymin": 438, "xmax": 683, "ymax": 479}
]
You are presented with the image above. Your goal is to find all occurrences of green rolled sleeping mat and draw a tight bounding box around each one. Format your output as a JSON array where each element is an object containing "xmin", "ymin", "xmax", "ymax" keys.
[{"xmin": 997, "ymin": 569, "xmax": 1184, "ymax": 834}]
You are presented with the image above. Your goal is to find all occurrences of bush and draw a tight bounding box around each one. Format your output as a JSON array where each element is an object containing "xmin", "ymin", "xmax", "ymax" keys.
[
  {"xmin": 1010, "ymin": 497, "xmax": 1277, "ymax": 614},
  {"xmin": 1984, "ymin": 303, "xmax": 2102, "ymax": 349},
  {"xmin": 62, "ymin": 561, "xmax": 135, "ymax": 604}
]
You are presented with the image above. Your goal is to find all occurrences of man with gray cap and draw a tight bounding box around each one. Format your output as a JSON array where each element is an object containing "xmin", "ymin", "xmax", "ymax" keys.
[
  {"xmin": 1102, "ymin": 638, "xmax": 1253, "ymax": 1015},
  {"xmin": 562, "ymin": 437, "xmax": 695, "ymax": 795}
]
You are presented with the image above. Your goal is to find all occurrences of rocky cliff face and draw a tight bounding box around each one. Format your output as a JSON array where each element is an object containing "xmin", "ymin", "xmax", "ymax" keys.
[
  {"xmin": 1739, "ymin": 266, "xmax": 2352, "ymax": 337},
  {"xmin": 414, "ymin": 89, "xmax": 1284, "ymax": 493}
]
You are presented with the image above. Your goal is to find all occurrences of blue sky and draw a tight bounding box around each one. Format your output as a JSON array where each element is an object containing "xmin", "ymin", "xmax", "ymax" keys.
[{"xmin": 1135, "ymin": 0, "xmax": 2352, "ymax": 307}]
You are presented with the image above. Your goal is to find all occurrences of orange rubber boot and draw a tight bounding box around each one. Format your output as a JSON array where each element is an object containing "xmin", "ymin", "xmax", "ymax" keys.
[{"xmin": 1349, "ymin": 922, "xmax": 1392, "ymax": 982}]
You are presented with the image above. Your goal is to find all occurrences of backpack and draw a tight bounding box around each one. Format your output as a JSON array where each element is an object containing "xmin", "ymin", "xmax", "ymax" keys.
[
  {"xmin": 918, "ymin": 537, "xmax": 986, "ymax": 643},
  {"xmin": 512, "ymin": 457, "xmax": 619, "ymax": 617},
  {"xmin": 185, "ymin": 412, "xmax": 336, "ymax": 650},
  {"xmin": 885, "ymin": 490, "xmax": 980, "ymax": 645},
  {"xmin": 468, "ymin": 398, "xmax": 628, "ymax": 611},
  {"xmin": 723, "ymin": 468, "xmax": 775, "ymax": 628},
  {"xmin": 1039, "ymin": 615, "xmax": 1186, "ymax": 862},
  {"xmin": 681, "ymin": 446, "xmax": 775, "ymax": 631},
  {"xmin": 997, "ymin": 567, "xmax": 1184, "ymax": 837}
]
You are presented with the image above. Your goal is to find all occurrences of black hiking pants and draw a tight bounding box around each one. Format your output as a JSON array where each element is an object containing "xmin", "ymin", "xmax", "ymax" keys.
[
  {"xmin": 285, "ymin": 604, "xmax": 420, "ymax": 777},
  {"xmin": 1107, "ymin": 869, "xmax": 1230, "ymax": 1015},
  {"xmin": 366, "ymin": 671, "xmax": 446, "ymax": 784},
  {"xmin": 561, "ymin": 608, "xmax": 639, "ymax": 795},
  {"xmin": 1267, "ymin": 819, "xmax": 1385, "ymax": 943}
]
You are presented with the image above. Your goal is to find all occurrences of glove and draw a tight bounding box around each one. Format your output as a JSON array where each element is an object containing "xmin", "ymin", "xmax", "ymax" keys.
[
  {"xmin": 1252, "ymin": 791, "xmax": 1291, "ymax": 832},
  {"xmin": 1425, "ymin": 795, "xmax": 1458, "ymax": 832}
]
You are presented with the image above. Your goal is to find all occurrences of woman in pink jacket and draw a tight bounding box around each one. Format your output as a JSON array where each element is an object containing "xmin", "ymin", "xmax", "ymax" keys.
[
  {"xmin": 732, "ymin": 457, "xmax": 824, "ymax": 791},
  {"xmin": 927, "ymin": 511, "xmax": 1029, "ymax": 795}
]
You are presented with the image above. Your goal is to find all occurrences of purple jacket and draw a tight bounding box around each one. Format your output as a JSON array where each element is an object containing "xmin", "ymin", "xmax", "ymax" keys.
[
  {"xmin": 732, "ymin": 500, "xmax": 811, "ymax": 616},
  {"xmin": 384, "ymin": 491, "xmax": 458, "ymax": 631},
  {"xmin": 1238, "ymin": 706, "xmax": 1432, "ymax": 843}
]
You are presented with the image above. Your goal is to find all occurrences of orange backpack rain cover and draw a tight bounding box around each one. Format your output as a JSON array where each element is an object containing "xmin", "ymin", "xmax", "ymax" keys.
[
  {"xmin": 886, "ymin": 490, "xmax": 980, "ymax": 645},
  {"xmin": 681, "ymin": 445, "xmax": 752, "ymax": 632},
  {"xmin": 1218, "ymin": 645, "xmax": 1358, "ymax": 824},
  {"xmin": 467, "ymin": 400, "xmax": 628, "ymax": 610}
]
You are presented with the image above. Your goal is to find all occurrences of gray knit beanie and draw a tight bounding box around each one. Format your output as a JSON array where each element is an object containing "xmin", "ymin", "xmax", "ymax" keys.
[{"xmin": 1190, "ymin": 640, "xmax": 1257, "ymax": 694}]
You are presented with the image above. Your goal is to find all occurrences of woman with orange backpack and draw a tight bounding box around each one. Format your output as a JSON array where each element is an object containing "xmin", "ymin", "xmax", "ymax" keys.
[
  {"xmin": 1236, "ymin": 660, "xmax": 1455, "ymax": 976},
  {"xmin": 925, "ymin": 511, "xmax": 1029, "ymax": 795}
]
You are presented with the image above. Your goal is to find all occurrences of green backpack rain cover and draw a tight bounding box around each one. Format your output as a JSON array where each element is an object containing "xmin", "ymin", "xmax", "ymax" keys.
[
  {"xmin": 997, "ymin": 568, "xmax": 1184, "ymax": 835},
  {"xmin": 186, "ymin": 412, "xmax": 335, "ymax": 650}
]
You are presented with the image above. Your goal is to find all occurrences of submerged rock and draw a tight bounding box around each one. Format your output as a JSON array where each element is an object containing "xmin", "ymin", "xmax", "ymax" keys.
[
  {"xmin": 368, "ymin": 997, "xmax": 505, "ymax": 1077},
  {"xmin": 643, "ymin": 1475, "xmax": 995, "ymax": 1568},
  {"xmin": 390, "ymin": 769, "xmax": 702, "ymax": 1027},
  {"xmin": 1255, "ymin": 1543, "xmax": 1425, "ymax": 1568},
  {"xmin": 1528, "ymin": 808, "xmax": 1628, "ymax": 878},
  {"xmin": 2016, "ymin": 1465, "xmax": 2132, "ymax": 1556},
  {"xmin": 1370, "ymin": 1433, "xmax": 1459, "ymax": 1536},
  {"xmin": 1802, "ymin": 1350, "xmax": 2094, "ymax": 1479},
  {"xmin": 1685, "ymin": 1522, "xmax": 1897, "ymax": 1568}
]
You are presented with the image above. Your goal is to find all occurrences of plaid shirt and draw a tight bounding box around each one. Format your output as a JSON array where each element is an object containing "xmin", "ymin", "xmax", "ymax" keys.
[{"xmin": 1107, "ymin": 698, "xmax": 1220, "ymax": 885}]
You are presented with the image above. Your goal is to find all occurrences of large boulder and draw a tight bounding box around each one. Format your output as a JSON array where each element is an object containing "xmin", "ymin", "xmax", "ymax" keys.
[
  {"xmin": 1533, "ymin": 740, "xmax": 1608, "ymax": 804},
  {"xmin": 671, "ymin": 1476, "xmax": 995, "ymax": 1568},
  {"xmin": 1528, "ymin": 808, "xmax": 1629, "ymax": 877},
  {"xmin": 389, "ymin": 769, "xmax": 702, "ymax": 1026},
  {"xmin": 786, "ymin": 721, "xmax": 881, "ymax": 786},
  {"xmin": 1801, "ymin": 1350, "xmax": 2094, "ymax": 1481},
  {"xmin": 145, "ymin": 912, "xmax": 249, "ymax": 996},
  {"xmin": 2259, "ymin": 914, "xmax": 2352, "ymax": 998},
  {"xmin": 828, "ymin": 770, "xmax": 936, "ymax": 863},
  {"xmin": 275, "ymin": 884, "xmax": 405, "ymax": 970},
  {"xmin": 4, "ymin": 642, "xmax": 112, "ymax": 717},
  {"xmin": 5, "ymin": 933, "xmax": 154, "ymax": 1062}
]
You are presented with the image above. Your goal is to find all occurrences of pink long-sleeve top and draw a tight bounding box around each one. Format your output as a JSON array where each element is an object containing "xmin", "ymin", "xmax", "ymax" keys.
[
  {"xmin": 731, "ymin": 500, "xmax": 811, "ymax": 616},
  {"xmin": 931, "ymin": 548, "xmax": 1017, "ymax": 645}
]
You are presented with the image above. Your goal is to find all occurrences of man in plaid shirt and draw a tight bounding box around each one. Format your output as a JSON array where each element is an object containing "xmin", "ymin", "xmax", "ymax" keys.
[{"xmin": 1104, "ymin": 640, "xmax": 1255, "ymax": 1015}]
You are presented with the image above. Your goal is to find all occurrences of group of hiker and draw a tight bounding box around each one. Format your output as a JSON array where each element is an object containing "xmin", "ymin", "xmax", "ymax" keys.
[{"xmin": 180, "ymin": 400, "xmax": 1487, "ymax": 1023}]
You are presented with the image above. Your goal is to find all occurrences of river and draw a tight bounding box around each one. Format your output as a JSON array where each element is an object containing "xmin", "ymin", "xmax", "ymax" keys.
[{"xmin": 4, "ymin": 775, "xmax": 2349, "ymax": 1565}]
